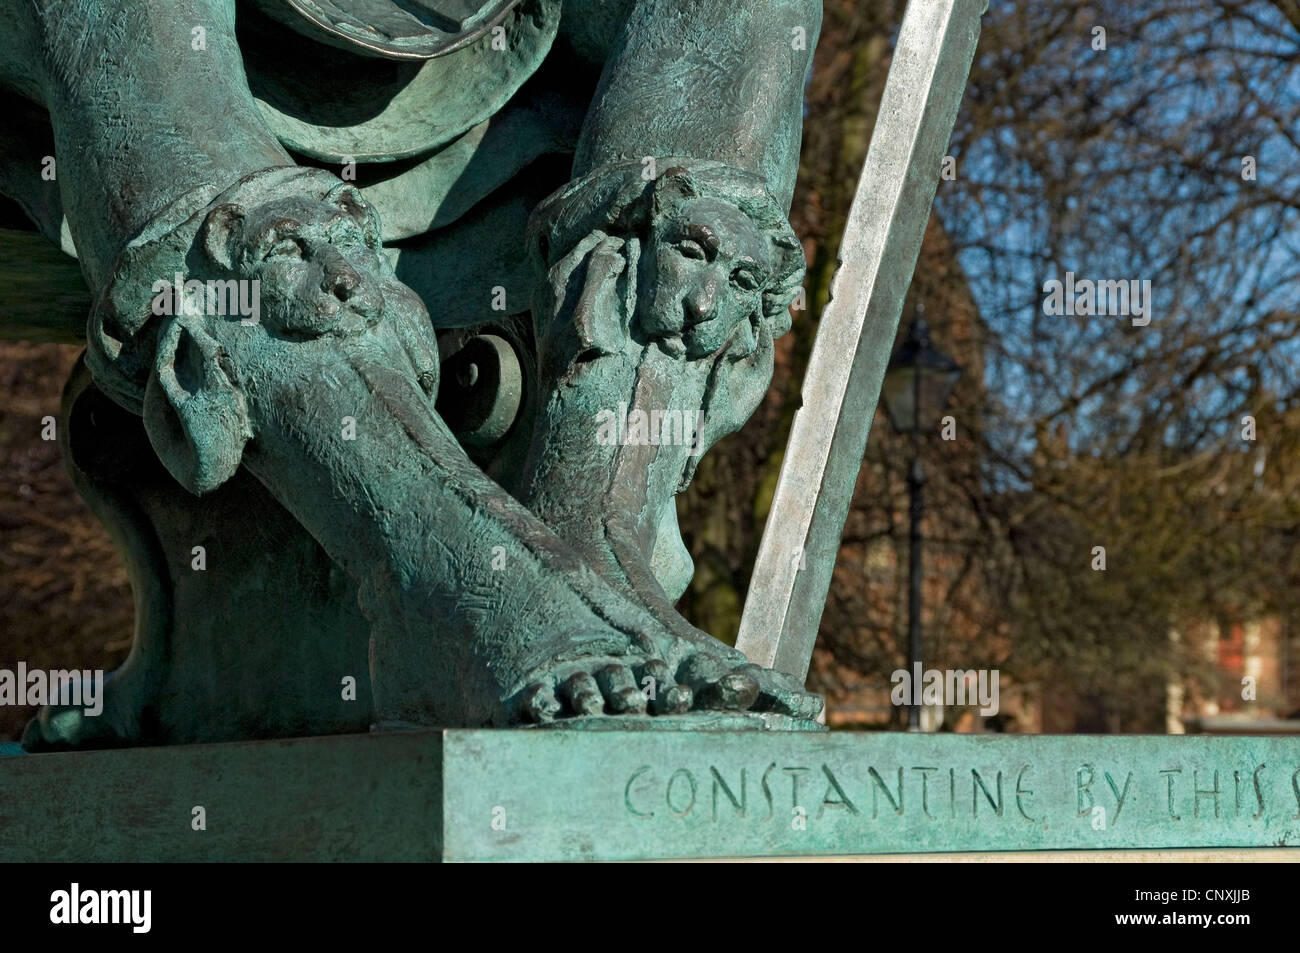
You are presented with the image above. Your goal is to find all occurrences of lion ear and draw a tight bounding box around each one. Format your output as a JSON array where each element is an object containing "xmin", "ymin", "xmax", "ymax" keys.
[
  {"xmin": 143, "ymin": 317, "xmax": 251, "ymax": 496},
  {"xmin": 198, "ymin": 203, "xmax": 246, "ymax": 272},
  {"xmin": 325, "ymin": 182, "xmax": 383, "ymax": 249}
]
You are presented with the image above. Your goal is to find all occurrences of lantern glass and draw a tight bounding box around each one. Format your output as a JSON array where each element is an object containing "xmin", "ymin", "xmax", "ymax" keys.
[{"xmin": 880, "ymin": 313, "xmax": 961, "ymax": 435}]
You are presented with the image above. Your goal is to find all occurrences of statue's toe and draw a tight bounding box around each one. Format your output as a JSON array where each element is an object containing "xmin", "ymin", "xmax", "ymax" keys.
[
  {"xmin": 702, "ymin": 671, "xmax": 762, "ymax": 711},
  {"xmin": 517, "ymin": 681, "xmax": 562, "ymax": 724},
  {"xmin": 594, "ymin": 663, "xmax": 645, "ymax": 714},
  {"xmin": 559, "ymin": 671, "xmax": 605, "ymax": 716},
  {"xmin": 677, "ymin": 655, "xmax": 760, "ymax": 711},
  {"xmin": 637, "ymin": 658, "xmax": 693, "ymax": 715}
]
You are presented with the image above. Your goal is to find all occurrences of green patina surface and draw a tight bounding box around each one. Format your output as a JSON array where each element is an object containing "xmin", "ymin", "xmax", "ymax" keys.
[
  {"xmin": 1, "ymin": 731, "xmax": 1296, "ymax": 861},
  {"xmin": 2, "ymin": 0, "xmax": 829, "ymax": 745}
]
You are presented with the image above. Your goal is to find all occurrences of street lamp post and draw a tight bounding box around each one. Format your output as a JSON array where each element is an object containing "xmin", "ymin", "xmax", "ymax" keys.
[
  {"xmin": 879, "ymin": 304, "xmax": 962, "ymax": 731},
  {"xmin": 906, "ymin": 454, "xmax": 925, "ymax": 731}
]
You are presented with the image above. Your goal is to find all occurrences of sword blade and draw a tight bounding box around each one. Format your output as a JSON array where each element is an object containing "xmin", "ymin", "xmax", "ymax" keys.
[{"xmin": 735, "ymin": 0, "xmax": 986, "ymax": 681}]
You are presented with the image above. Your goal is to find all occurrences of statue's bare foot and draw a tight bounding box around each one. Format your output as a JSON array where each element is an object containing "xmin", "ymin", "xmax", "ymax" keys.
[
  {"xmin": 516, "ymin": 164, "xmax": 822, "ymax": 723},
  {"xmin": 509, "ymin": 636, "xmax": 820, "ymax": 726}
]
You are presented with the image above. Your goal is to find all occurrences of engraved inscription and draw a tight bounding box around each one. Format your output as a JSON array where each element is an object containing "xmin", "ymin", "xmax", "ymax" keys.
[{"xmin": 621, "ymin": 759, "xmax": 1300, "ymax": 828}]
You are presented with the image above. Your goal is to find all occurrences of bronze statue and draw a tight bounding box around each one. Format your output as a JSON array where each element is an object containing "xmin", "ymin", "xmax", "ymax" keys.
[{"xmin": 1, "ymin": 0, "xmax": 825, "ymax": 746}]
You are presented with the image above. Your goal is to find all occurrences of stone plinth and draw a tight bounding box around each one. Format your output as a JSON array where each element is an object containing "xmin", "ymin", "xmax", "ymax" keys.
[{"xmin": 1, "ymin": 731, "xmax": 1297, "ymax": 861}]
